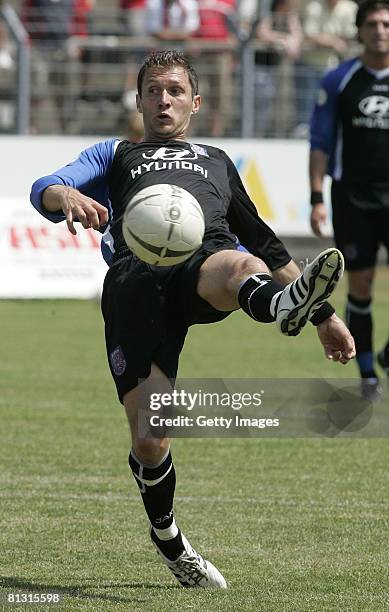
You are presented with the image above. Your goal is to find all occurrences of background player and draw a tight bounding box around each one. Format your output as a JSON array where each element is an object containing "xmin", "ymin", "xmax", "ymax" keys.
[
  {"xmin": 31, "ymin": 50, "xmax": 355, "ymax": 588},
  {"xmin": 309, "ymin": 0, "xmax": 389, "ymax": 400}
]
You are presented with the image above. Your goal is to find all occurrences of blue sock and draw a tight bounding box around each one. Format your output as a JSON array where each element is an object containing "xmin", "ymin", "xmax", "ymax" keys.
[
  {"xmin": 356, "ymin": 351, "xmax": 376, "ymax": 379},
  {"xmin": 346, "ymin": 294, "xmax": 377, "ymax": 378}
]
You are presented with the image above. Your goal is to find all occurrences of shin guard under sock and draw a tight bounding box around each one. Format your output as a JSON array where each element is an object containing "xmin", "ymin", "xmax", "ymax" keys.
[
  {"xmin": 129, "ymin": 450, "xmax": 184, "ymax": 560},
  {"xmin": 238, "ymin": 274, "xmax": 284, "ymax": 323}
]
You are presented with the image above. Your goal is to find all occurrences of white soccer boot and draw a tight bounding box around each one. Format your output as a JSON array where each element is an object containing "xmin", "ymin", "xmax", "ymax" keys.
[
  {"xmin": 276, "ymin": 248, "xmax": 344, "ymax": 336},
  {"xmin": 151, "ymin": 529, "xmax": 227, "ymax": 588}
]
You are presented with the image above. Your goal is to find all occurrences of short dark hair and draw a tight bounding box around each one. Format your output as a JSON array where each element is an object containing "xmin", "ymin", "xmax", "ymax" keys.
[
  {"xmin": 137, "ymin": 50, "xmax": 199, "ymax": 97},
  {"xmin": 356, "ymin": 0, "xmax": 389, "ymax": 28}
]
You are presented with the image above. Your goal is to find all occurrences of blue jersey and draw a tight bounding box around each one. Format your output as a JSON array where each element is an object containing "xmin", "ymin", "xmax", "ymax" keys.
[{"xmin": 310, "ymin": 56, "xmax": 389, "ymax": 187}]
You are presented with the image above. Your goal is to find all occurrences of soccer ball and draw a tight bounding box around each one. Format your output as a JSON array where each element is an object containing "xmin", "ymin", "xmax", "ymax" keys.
[{"xmin": 122, "ymin": 184, "xmax": 205, "ymax": 266}]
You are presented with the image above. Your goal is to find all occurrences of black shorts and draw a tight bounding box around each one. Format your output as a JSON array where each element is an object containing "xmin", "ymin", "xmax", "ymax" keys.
[
  {"xmin": 332, "ymin": 181, "xmax": 389, "ymax": 270},
  {"xmin": 101, "ymin": 235, "xmax": 237, "ymax": 402}
]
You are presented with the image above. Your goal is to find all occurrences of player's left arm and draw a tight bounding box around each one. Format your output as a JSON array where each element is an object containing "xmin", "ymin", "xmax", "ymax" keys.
[
  {"xmin": 224, "ymin": 153, "xmax": 292, "ymax": 272},
  {"xmin": 224, "ymin": 152, "xmax": 355, "ymax": 363},
  {"xmin": 272, "ymin": 261, "xmax": 355, "ymax": 363},
  {"xmin": 316, "ymin": 315, "xmax": 355, "ymax": 364}
]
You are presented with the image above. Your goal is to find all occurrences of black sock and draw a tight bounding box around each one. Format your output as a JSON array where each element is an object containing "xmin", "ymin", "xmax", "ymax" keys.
[
  {"xmin": 150, "ymin": 526, "xmax": 185, "ymax": 561},
  {"xmin": 238, "ymin": 273, "xmax": 285, "ymax": 323},
  {"xmin": 346, "ymin": 294, "xmax": 376, "ymax": 378},
  {"xmin": 129, "ymin": 450, "xmax": 184, "ymax": 560}
]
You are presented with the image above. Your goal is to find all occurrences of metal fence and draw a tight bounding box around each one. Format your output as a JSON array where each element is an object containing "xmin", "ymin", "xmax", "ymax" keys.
[{"xmin": 0, "ymin": 5, "xmax": 359, "ymax": 138}]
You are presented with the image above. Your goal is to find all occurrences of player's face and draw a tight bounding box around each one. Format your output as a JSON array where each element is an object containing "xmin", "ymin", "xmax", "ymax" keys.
[
  {"xmin": 136, "ymin": 66, "xmax": 201, "ymax": 141},
  {"xmin": 359, "ymin": 9, "xmax": 389, "ymax": 55}
]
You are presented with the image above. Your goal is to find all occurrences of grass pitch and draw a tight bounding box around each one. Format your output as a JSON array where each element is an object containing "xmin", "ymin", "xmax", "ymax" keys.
[{"xmin": 0, "ymin": 271, "xmax": 388, "ymax": 611}]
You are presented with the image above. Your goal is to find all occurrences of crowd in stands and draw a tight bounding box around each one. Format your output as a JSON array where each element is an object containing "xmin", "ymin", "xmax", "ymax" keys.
[{"xmin": 0, "ymin": 0, "xmax": 360, "ymax": 136}]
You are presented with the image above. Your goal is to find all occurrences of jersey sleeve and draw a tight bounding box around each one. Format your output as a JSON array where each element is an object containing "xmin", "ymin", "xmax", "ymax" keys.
[
  {"xmin": 310, "ymin": 70, "xmax": 339, "ymax": 157},
  {"xmin": 223, "ymin": 152, "xmax": 292, "ymax": 271},
  {"xmin": 30, "ymin": 138, "xmax": 119, "ymax": 223}
]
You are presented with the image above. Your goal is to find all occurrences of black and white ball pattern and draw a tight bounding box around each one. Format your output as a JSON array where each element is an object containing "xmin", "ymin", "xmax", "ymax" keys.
[{"xmin": 122, "ymin": 184, "xmax": 205, "ymax": 266}]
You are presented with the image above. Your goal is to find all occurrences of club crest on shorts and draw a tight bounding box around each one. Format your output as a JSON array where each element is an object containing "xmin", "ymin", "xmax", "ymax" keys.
[{"xmin": 110, "ymin": 346, "xmax": 126, "ymax": 376}]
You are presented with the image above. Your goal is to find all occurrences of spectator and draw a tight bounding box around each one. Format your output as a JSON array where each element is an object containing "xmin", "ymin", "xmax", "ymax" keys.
[
  {"xmin": 21, "ymin": 0, "xmax": 75, "ymax": 45},
  {"xmin": 120, "ymin": 0, "xmax": 147, "ymax": 36},
  {"xmin": 21, "ymin": 0, "xmax": 80, "ymax": 132},
  {"xmin": 254, "ymin": 0, "xmax": 302, "ymax": 136},
  {"xmin": 0, "ymin": 19, "xmax": 13, "ymax": 71},
  {"xmin": 71, "ymin": 0, "xmax": 95, "ymax": 37},
  {"xmin": 0, "ymin": 17, "xmax": 15, "ymax": 131},
  {"xmin": 71, "ymin": 0, "xmax": 100, "ymax": 117},
  {"xmin": 145, "ymin": 0, "xmax": 199, "ymax": 40},
  {"xmin": 294, "ymin": 0, "xmax": 357, "ymax": 137},
  {"xmin": 124, "ymin": 108, "xmax": 144, "ymax": 141},
  {"xmin": 193, "ymin": 0, "xmax": 237, "ymax": 136},
  {"xmin": 195, "ymin": 0, "xmax": 237, "ymax": 39},
  {"xmin": 238, "ymin": 0, "xmax": 262, "ymax": 40},
  {"xmin": 256, "ymin": 0, "xmax": 301, "ymax": 59}
]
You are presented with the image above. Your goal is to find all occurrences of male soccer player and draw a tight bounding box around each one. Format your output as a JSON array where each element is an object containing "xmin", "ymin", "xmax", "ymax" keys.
[
  {"xmin": 309, "ymin": 0, "xmax": 389, "ymax": 400},
  {"xmin": 31, "ymin": 50, "xmax": 355, "ymax": 588}
]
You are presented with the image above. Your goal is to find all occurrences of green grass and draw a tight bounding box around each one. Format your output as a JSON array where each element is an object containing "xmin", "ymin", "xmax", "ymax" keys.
[{"xmin": 0, "ymin": 271, "xmax": 388, "ymax": 611}]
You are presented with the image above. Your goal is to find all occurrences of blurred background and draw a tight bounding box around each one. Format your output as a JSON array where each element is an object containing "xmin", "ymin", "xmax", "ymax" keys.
[
  {"xmin": 0, "ymin": 0, "xmax": 360, "ymax": 138},
  {"xmin": 0, "ymin": 0, "xmax": 367, "ymax": 297}
]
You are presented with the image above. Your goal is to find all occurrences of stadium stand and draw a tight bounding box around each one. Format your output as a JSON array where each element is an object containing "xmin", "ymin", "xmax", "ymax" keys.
[{"xmin": 0, "ymin": 0, "xmax": 360, "ymax": 137}]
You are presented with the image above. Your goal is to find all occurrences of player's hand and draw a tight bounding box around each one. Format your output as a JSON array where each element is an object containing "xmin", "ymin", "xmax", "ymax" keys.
[
  {"xmin": 61, "ymin": 187, "xmax": 109, "ymax": 235},
  {"xmin": 310, "ymin": 203, "xmax": 327, "ymax": 237},
  {"xmin": 316, "ymin": 313, "xmax": 355, "ymax": 364}
]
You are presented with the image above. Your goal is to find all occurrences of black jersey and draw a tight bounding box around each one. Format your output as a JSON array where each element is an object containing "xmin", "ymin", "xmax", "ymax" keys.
[
  {"xmin": 310, "ymin": 57, "xmax": 389, "ymax": 209},
  {"xmin": 30, "ymin": 138, "xmax": 290, "ymax": 270},
  {"xmin": 107, "ymin": 140, "xmax": 289, "ymax": 270}
]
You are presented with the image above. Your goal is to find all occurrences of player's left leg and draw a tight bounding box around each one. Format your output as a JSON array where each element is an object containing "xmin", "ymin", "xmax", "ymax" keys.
[
  {"xmin": 197, "ymin": 247, "xmax": 344, "ymax": 336},
  {"xmin": 124, "ymin": 364, "xmax": 227, "ymax": 589},
  {"xmin": 102, "ymin": 258, "xmax": 226, "ymax": 587}
]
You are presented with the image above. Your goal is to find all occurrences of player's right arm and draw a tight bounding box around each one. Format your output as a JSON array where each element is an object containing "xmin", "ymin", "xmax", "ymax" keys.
[
  {"xmin": 42, "ymin": 185, "xmax": 109, "ymax": 236},
  {"xmin": 30, "ymin": 138, "xmax": 119, "ymax": 234}
]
